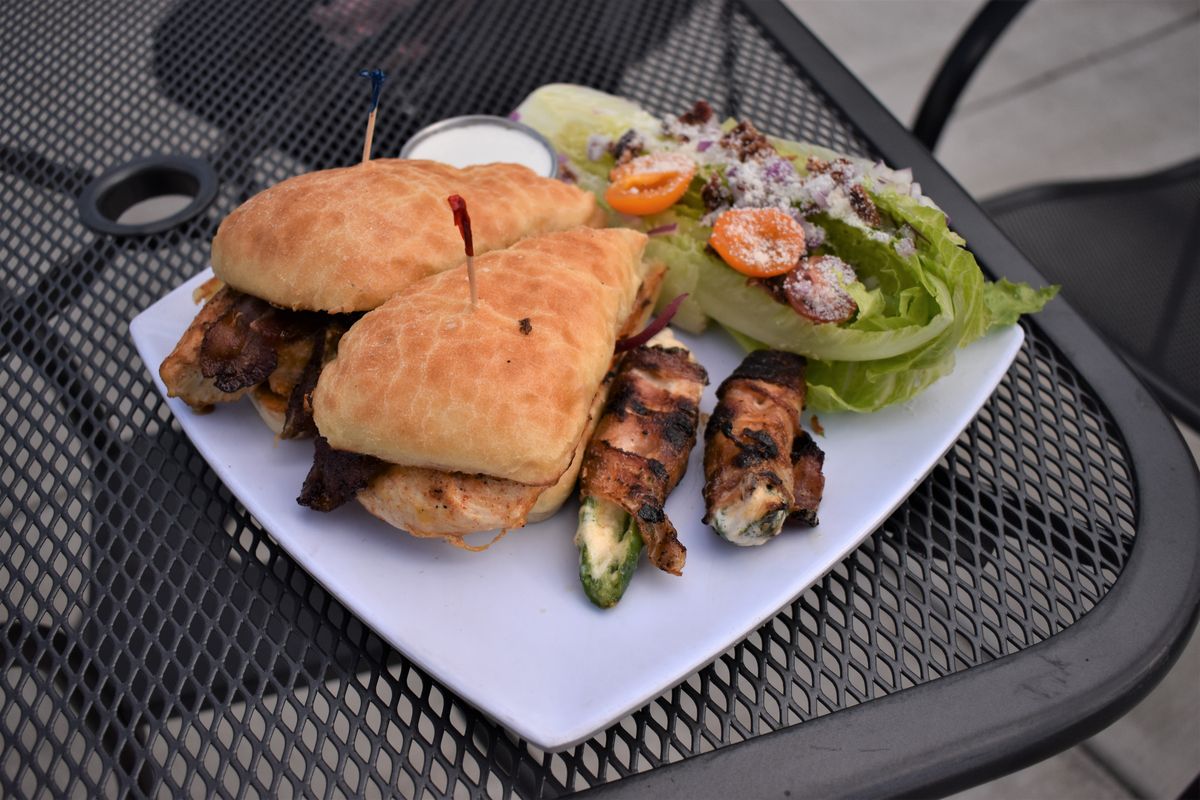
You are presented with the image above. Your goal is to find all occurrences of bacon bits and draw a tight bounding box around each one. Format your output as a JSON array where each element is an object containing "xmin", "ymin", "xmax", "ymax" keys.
[
  {"xmin": 781, "ymin": 255, "xmax": 858, "ymax": 324},
  {"xmin": 719, "ymin": 120, "xmax": 775, "ymax": 162},
  {"xmin": 677, "ymin": 100, "xmax": 715, "ymax": 127},
  {"xmin": 848, "ymin": 184, "xmax": 883, "ymax": 227}
]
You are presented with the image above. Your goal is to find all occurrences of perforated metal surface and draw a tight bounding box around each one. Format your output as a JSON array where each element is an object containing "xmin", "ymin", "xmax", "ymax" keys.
[{"xmin": 0, "ymin": 1, "xmax": 1138, "ymax": 798}]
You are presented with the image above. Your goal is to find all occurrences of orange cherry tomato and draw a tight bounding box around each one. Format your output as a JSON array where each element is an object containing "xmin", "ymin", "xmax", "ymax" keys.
[
  {"xmin": 605, "ymin": 152, "xmax": 697, "ymax": 216},
  {"xmin": 709, "ymin": 208, "xmax": 806, "ymax": 278}
]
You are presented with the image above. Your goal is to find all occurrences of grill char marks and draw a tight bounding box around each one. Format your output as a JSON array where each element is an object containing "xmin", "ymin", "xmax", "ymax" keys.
[
  {"xmin": 579, "ymin": 343, "xmax": 708, "ymax": 576},
  {"xmin": 297, "ymin": 436, "xmax": 388, "ymax": 512},
  {"xmin": 703, "ymin": 350, "xmax": 825, "ymax": 538},
  {"xmin": 727, "ymin": 348, "xmax": 806, "ymax": 391}
]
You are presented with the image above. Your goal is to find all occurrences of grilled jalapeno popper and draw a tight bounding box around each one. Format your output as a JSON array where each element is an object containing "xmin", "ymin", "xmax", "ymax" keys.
[
  {"xmin": 576, "ymin": 331, "xmax": 708, "ymax": 607},
  {"xmin": 703, "ymin": 350, "xmax": 825, "ymax": 545}
]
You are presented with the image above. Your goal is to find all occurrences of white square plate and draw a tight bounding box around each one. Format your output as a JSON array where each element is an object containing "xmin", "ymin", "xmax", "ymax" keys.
[{"xmin": 130, "ymin": 268, "xmax": 1022, "ymax": 750}]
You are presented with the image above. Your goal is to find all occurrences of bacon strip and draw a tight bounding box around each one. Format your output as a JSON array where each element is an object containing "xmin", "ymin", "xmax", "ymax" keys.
[
  {"xmin": 703, "ymin": 350, "xmax": 825, "ymax": 531},
  {"xmin": 161, "ymin": 284, "xmax": 347, "ymax": 425},
  {"xmin": 579, "ymin": 343, "xmax": 708, "ymax": 575},
  {"xmin": 280, "ymin": 330, "xmax": 327, "ymax": 439},
  {"xmin": 161, "ymin": 286, "xmax": 253, "ymax": 409},
  {"xmin": 790, "ymin": 429, "xmax": 825, "ymax": 526},
  {"xmin": 297, "ymin": 436, "xmax": 388, "ymax": 512},
  {"xmin": 280, "ymin": 319, "xmax": 354, "ymax": 439},
  {"xmin": 198, "ymin": 291, "xmax": 280, "ymax": 392}
]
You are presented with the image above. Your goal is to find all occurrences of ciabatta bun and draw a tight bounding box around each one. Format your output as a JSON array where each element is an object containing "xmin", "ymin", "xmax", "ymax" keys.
[
  {"xmin": 313, "ymin": 227, "xmax": 648, "ymax": 487},
  {"xmin": 211, "ymin": 159, "xmax": 599, "ymax": 312}
]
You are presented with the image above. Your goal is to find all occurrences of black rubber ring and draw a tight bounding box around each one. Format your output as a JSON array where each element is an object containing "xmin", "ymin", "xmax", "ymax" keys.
[{"xmin": 77, "ymin": 154, "xmax": 217, "ymax": 236}]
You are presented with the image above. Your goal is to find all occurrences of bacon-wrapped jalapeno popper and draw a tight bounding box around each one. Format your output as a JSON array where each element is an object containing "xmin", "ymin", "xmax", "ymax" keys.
[
  {"xmin": 703, "ymin": 350, "xmax": 825, "ymax": 545},
  {"xmin": 576, "ymin": 331, "xmax": 708, "ymax": 607}
]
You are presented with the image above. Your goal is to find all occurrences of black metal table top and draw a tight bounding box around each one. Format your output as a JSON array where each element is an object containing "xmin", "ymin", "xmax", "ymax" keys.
[{"xmin": 2, "ymin": 1, "xmax": 1197, "ymax": 798}]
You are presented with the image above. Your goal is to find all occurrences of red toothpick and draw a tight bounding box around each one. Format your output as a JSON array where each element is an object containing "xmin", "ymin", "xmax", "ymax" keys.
[{"xmin": 447, "ymin": 194, "xmax": 476, "ymax": 308}]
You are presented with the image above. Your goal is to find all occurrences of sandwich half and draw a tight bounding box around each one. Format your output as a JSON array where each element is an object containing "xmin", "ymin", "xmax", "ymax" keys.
[
  {"xmin": 299, "ymin": 226, "xmax": 662, "ymax": 543},
  {"xmin": 159, "ymin": 159, "xmax": 600, "ymax": 436}
]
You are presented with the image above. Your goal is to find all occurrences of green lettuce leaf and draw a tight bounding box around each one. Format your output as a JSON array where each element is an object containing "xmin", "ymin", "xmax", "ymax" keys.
[{"xmin": 985, "ymin": 279, "xmax": 1060, "ymax": 330}]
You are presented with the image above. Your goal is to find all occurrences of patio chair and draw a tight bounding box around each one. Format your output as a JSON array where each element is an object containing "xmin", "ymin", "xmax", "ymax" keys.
[{"xmin": 912, "ymin": 0, "xmax": 1200, "ymax": 432}]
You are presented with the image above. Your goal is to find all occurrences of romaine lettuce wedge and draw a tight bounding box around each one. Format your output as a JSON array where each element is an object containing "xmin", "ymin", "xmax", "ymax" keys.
[{"xmin": 517, "ymin": 84, "xmax": 1057, "ymax": 412}]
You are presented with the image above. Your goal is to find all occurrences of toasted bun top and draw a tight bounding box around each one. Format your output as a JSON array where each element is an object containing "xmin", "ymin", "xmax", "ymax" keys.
[
  {"xmin": 313, "ymin": 227, "xmax": 648, "ymax": 485},
  {"xmin": 210, "ymin": 159, "xmax": 598, "ymax": 312}
]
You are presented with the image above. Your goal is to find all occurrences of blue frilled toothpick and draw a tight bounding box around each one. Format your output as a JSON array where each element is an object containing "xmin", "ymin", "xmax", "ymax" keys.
[{"xmin": 358, "ymin": 69, "xmax": 387, "ymax": 163}]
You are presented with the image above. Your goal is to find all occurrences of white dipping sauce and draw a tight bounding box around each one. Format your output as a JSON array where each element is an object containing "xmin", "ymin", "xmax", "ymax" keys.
[{"xmin": 404, "ymin": 123, "xmax": 556, "ymax": 177}]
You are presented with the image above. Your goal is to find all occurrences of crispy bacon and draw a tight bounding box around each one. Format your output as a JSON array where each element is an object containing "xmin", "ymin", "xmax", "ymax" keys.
[
  {"xmin": 719, "ymin": 120, "xmax": 775, "ymax": 162},
  {"xmin": 848, "ymin": 184, "xmax": 882, "ymax": 227},
  {"xmin": 198, "ymin": 291, "xmax": 278, "ymax": 392},
  {"xmin": 805, "ymin": 155, "xmax": 831, "ymax": 175},
  {"xmin": 297, "ymin": 436, "xmax": 388, "ymax": 512},
  {"xmin": 677, "ymin": 99, "xmax": 715, "ymax": 127},
  {"xmin": 161, "ymin": 286, "xmax": 252, "ymax": 409},
  {"xmin": 790, "ymin": 430, "xmax": 825, "ymax": 525},
  {"xmin": 701, "ymin": 171, "xmax": 731, "ymax": 214},
  {"xmin": 609, "ymin": 129, "xmax": 645, "ymax": 166},
  {"xmin": 805, "ymin": 155, "xmax": 850, "ymax": 180},
  {"xmin": 579, "ymin": 343, "xmax": 707, "ymax": 575},
  {"xmin": 162, "ymin": 283, "xmax": 346, "ymax": 424},
  {"xmin": 194, "ymin": 287, "xmax": 328, "ymax": 394},
  {"xmin": 703, "ymin": 350, "xmax": 825, "ymax": 531},
  {"xmin": 280, "ymin": 319, "xmax": 353, "ymax": 439}
]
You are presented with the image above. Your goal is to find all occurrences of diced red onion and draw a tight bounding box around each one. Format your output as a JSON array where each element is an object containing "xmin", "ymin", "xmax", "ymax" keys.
[
  {"xmin": 646, "ymin": 223, "xmax": 678, "ymax": 237},
  {"xmin": 764, "ymin": 157, "xmax": 795, "ymax": 182},
  {"xmin": 801, "ymin": 220, "xmax": 826, "ymax": 248},
  {"xmin": 615, "ymin": 294, "xmax": 687, "ymax": 352},
  {"xmin": 697, "ymin": 140, "xmax": 713, "ymax": 152}
]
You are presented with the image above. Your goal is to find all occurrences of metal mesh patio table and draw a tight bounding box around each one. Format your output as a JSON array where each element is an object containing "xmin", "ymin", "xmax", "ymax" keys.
[{"xmin": 2, "ymin": 1, "xmax": 1197, "ymax": 797}]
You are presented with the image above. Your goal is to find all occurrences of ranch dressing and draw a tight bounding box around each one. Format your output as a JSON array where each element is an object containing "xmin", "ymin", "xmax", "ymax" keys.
[{"xmin": 401, "ymin": 116, "xmax": 558, "ymax": 178}]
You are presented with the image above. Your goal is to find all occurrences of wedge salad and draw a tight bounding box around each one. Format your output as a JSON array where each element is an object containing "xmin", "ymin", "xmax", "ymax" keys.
[{"xmin": 518, "ymin": 84, "xmax": 1056, "ymax": 413}]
